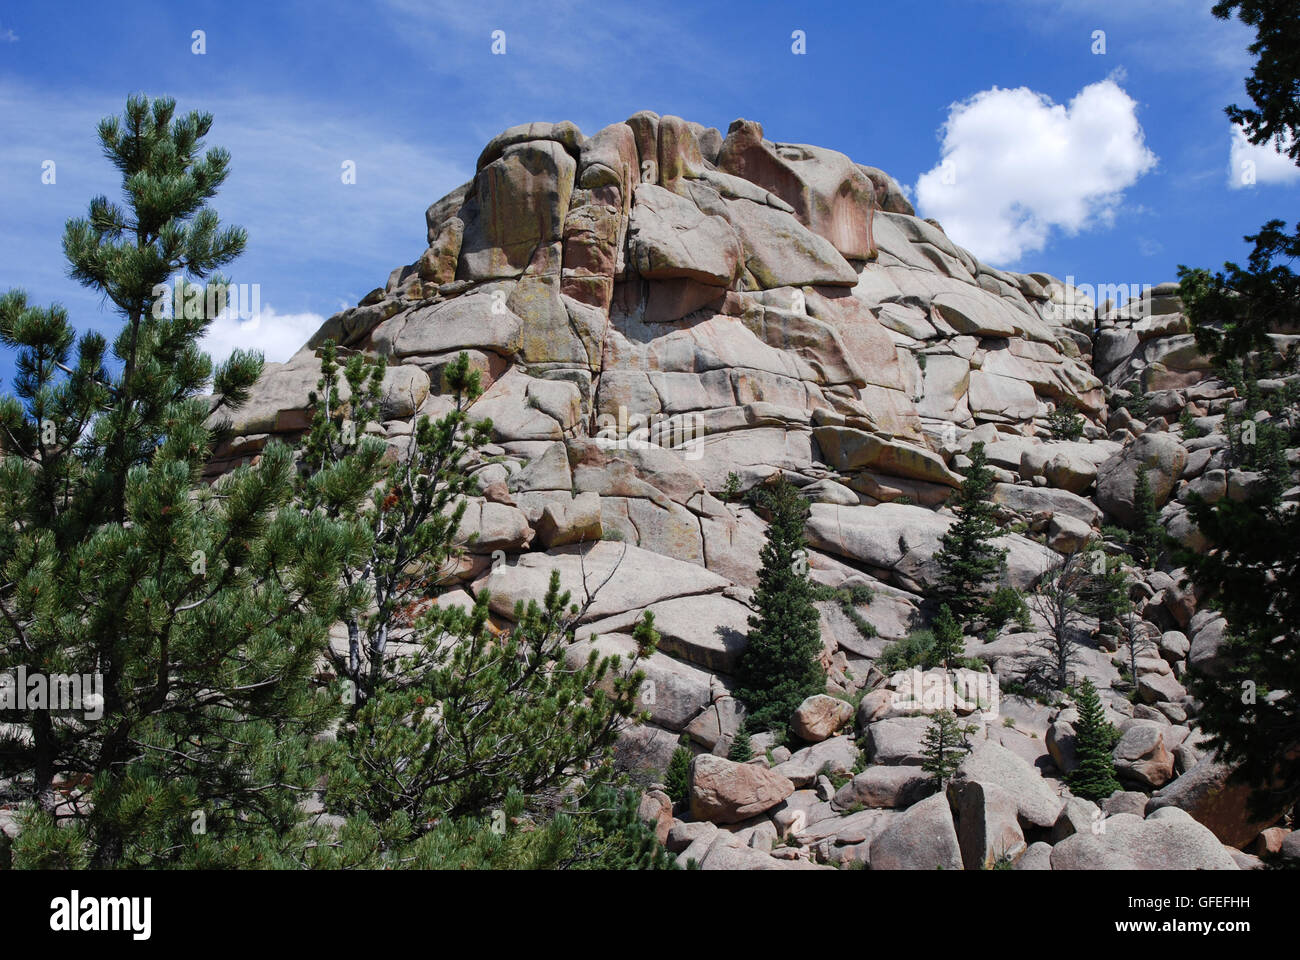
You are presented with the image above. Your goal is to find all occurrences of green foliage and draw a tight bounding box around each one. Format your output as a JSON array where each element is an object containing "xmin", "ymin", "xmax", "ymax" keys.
[
  {"xmin": 986, "ymin": 586, "xmax": 1031, "ymax": 632},
  {"xmin": 930, "ymin": 604, "xmax": 965, "ymax": 671},
  {"xmin": 811, "ymin": 582, "xmax": 878, "ymax": 641},
  {"xmin": 1178, "ymin": 407, "xmax": 1207, "ymax": 440},
  {"xmin": 1212, "ymin": 1, "xmax": 1300, "ymax": 164},
  {"xmin": 0, "ymin": 96, "xmax": 356, "ymax": 868},
  {"xmin": 1067, "ymin": 678, "xmax": 1122, "ymax": 802},
  {"xmin": 1130, "ymin": 469, "xmax": 1166, "ymax": 565},
  {"xmin": 722, "ymin": 471, "xmax": 742, "ymax": 503},
  {"xmin": 877, "ymin": 629, "xmax": 935, "ymax": 673},
  {"xmin": 324, "ymin": 580, "xmax": 656, "ymax": 854},
  {"xmin": 1091, "ymin": 557, "xmax": 1133, "ymax": 641},
  {"xmin": 920, "ymin": 710, "xmax": 975, "ymax": 788},
  {"xmin": 1109, "ymin": 382, "xmax": 1150, "ymax": 422},
  {"xmin": 727, "ymin": 730, "xmax": 753, "ymax": 762},
  {"xmin": 1172, "ymin": 12, "xmax": 1300, "ymax": 818},
  {"xmin": 1048, "ymin": 398, "xmax": 1085, "ymax": 441},
  {"xmin": 299, "ymin": 345, "xmax": 491, "ymax": 704},
  {"xmin": 734, "ymin": 476, "xmax": 825, "ymax": 733},
  {"xmin": 665, "ymin": 736, "xmax": 693, "ymax": 802},
  {"xmin": 934, "ymin": 442, "xmax": 1008, "ymax": 629},
  {"xmin": 304, "ymin": 785, "xmax": 678, "ymax": 870}
]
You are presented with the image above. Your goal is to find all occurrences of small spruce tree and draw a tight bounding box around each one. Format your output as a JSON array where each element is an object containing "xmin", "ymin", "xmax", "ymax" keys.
[
  {"xmin": 1131, "ymin": 468, "xmax": 1165, "ymax": 565},
  {"xmin": 734, "ymin": 475, "xmax": 825, "ymax": 733},
  {"xmin": 665, "ymin": 735, "xmax": 694, "ymax": 802},
  {"xmin": 727, "ymin": 730, "xmax": 753, "ymax": 762},
  {"xmin": 934, "ymin": 441, "xmax": 1008, "ymax": 629},
  {"xmin": 1067, "ymin": 677, "xmax": 1122, "ymax": 802},
  {"xmin": 921, "ymin": 710, "xmax": 974, "ymax": 788},
  {"xmin": 929, "ymin": 604, "xmax": 965, "ymax": 671}
]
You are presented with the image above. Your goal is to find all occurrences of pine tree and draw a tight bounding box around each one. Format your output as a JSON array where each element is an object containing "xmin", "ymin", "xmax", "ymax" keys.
[
  {"xmin": 1130, "ymin": 468, "xmax": 1165, "ymax": 566},
  {"xmin": 1171, "ymin": 6, "xmax": 1300, "ymax": 816},
  {"xmin": 323, "ymin": 573, "xmax": 657, "ymax": 855},
  {"xmin": 1091, "ymin": 555, "xmax": 1133, "ymax": 646},
  {"xmin": 920, "ymin": 710, "xmax": 974, "ymax": 788},
  {"xmin": 727, "ymin": 730, "xmax": 753, "ymax": 762},
  {"xmin": 934, "ymin": 441, "xmax": 1008, "ymax": 628},
  {"xmin": 1067, "ymin": 677, "xmax": 1121, "ymax": 802},
  {"xmin": 303, "ymin": 783, "xmax": 679, "ymax": 870},
  {"xmin": 0, "ymin": 96, "xmax": 358, "ymax": 868},
  {"xmin": 929, "ymin": 604, "xmax": 965, "ymax": 671},
  {"xmin": 297, "ymin": 343, "xmax": 491, "ymax": 703},
  {"xmin": 665, "ymin": 735, "xmax": 693, "ymax": 802},
  {"xmin": 734, "ymin": 475, "xmax": 825, "ymax": 734},
  {"xmin": 1048, "ymin": 399, "xmax": 1084, "ymax": 441},
  {"xmin": 1213, "ymin": 1, "xmax": 1300, "ymax": 163}
]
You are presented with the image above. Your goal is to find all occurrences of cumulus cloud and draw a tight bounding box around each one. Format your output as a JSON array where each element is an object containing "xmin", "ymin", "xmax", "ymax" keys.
[
  {"xmin": 1227, "ymin": 127, "xmax": 1300, "ymax": 189},
  {"xmin": 201, "ymin": 305, "xmax": 324, "ymax": 366},
  {"xmin": 915, "ymin": 80, "xmax": 1157, "ymax": 265}
]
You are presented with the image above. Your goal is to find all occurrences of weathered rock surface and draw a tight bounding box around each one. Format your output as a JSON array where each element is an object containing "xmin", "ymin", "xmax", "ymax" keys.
[
  {"xmin": 199, "ymin": 111, "xmax": 1288, "ymax": 870},
  {"xmin": 689, "ymin": 755, "xmax": 795, "ymax": 824}
]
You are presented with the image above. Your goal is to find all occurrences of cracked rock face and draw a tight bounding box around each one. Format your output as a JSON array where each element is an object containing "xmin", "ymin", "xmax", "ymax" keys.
[{"xmin": 206, "ymin": 112, "xmax": 1281, "ymax": 868}]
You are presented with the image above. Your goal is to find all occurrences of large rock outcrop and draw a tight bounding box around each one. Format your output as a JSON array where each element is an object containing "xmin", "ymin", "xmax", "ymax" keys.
[{"xmin": 200, "ymin": 112, "xmax": 1296, "ymax": 869}]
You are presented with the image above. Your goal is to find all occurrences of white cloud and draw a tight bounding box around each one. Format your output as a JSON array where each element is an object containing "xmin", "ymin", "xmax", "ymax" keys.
[
  {"xmin": 915, "ymin": 80, "xmax": 1157, "ymax": 265},
  {"xmin": 201, "ymin": 305, "xmax": 324, "ymax": 366},
  {"xmin": 1227, "ymin": 127, "xmax": 1300, "ymax": 189}
]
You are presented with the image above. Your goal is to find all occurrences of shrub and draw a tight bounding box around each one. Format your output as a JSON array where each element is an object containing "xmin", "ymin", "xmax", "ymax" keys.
[{"xmin": 665, "ymin": 737, "xmax": 694, "ymax": 802}]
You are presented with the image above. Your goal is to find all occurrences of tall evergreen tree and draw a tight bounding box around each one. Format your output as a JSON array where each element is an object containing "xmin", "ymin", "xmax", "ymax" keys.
[
  {"xmin": 934, "ymin": 441, "xmax": 1008, "ymax": 629},
  {"xmin": 734, "ymin": 475, "xmax": 825, "ymax": 735},
  {"xmin": 1174, "ymin": 10, "xmax": 1300, "ymax": 804},
  {"xmin": 0, "ymin": 96, "xmax": 359, "ymax": 868},
  {"xmin": 1213, "ymin": 1, "xmax": 1300, "ymax": 162},
  {"xmin": 1067, "ymin": 677, "xmax": 1121, "ymax": 803}
]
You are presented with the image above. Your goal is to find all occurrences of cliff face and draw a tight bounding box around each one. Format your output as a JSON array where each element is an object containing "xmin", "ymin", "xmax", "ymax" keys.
[{"xmin": 205, "ymin": 113, "xmax": 1270, "ymax": 869}]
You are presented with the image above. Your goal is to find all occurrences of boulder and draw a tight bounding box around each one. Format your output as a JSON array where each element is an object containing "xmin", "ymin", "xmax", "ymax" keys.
[
  {"xmin": 1095, "ymin": 433, "xmax": 1187, "ymax": 526},
  {"xmin": 637, "ymin": 790, "xmax": 673, "ymax": 844},
  {"xmin": 1013, "ymin": 841, "xmax": 1053, "ymax": 871},
  {"xmin": 955, "ymin": 739, "xmax": 1065, "ymax": 829},
  {"xmin": 475, "ymin": 542, "xmax": 728, "ymax": 624},
  {"xmin": 533, "ymin": 491, "xmax": 603, "ymax": 548},
  {"xmin": 773, "ymin": 736, "xmax": 860, "ymax": 787},
  {"xmin": 833, "ymin": 765, "xmax": 932, "ymax": 810},
  {"xmin": 867, "ymin": 792, "xmax": 964, "ymax": 870},
  {"xmin": 948, "ymin": 779, "xmax": 1027, "ymax": 870},
  {"xmin": 791, "ymin": 694, "xmax": 855, "ymax": 742},
  {"xmin": 627, "ymin": 183, "xmax": 742, "ymax": 286},
  {"xmin": 689, "ymin": 754, "xmax": 795, "ymax": 824},
  {"xmin": 1147, "ymin": 758, "xmax": 1290, "ymax": 848},
  {"xmin": 564, "ymin": 633, "xmax": 716, "ymax": 731},
  {"xmin": 457, "ymin": 139, "xmax": 576, "ymax": 280},
  {"xmin": 863, "ymin": 716, "xmax": 933, "ymax": 766},
  {"xmin": 1113, "ymin": 722, "xmax": 1175, "ymax": 789},
  {"xmin": 1049, "ymin": 809, "xmax": 1238, "ymax": 870}
]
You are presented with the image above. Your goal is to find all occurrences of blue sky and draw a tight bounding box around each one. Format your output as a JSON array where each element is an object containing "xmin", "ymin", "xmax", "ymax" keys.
[{"xmin": 1, "ymin": 0, "xmax": 1297, "ymax": 384}]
